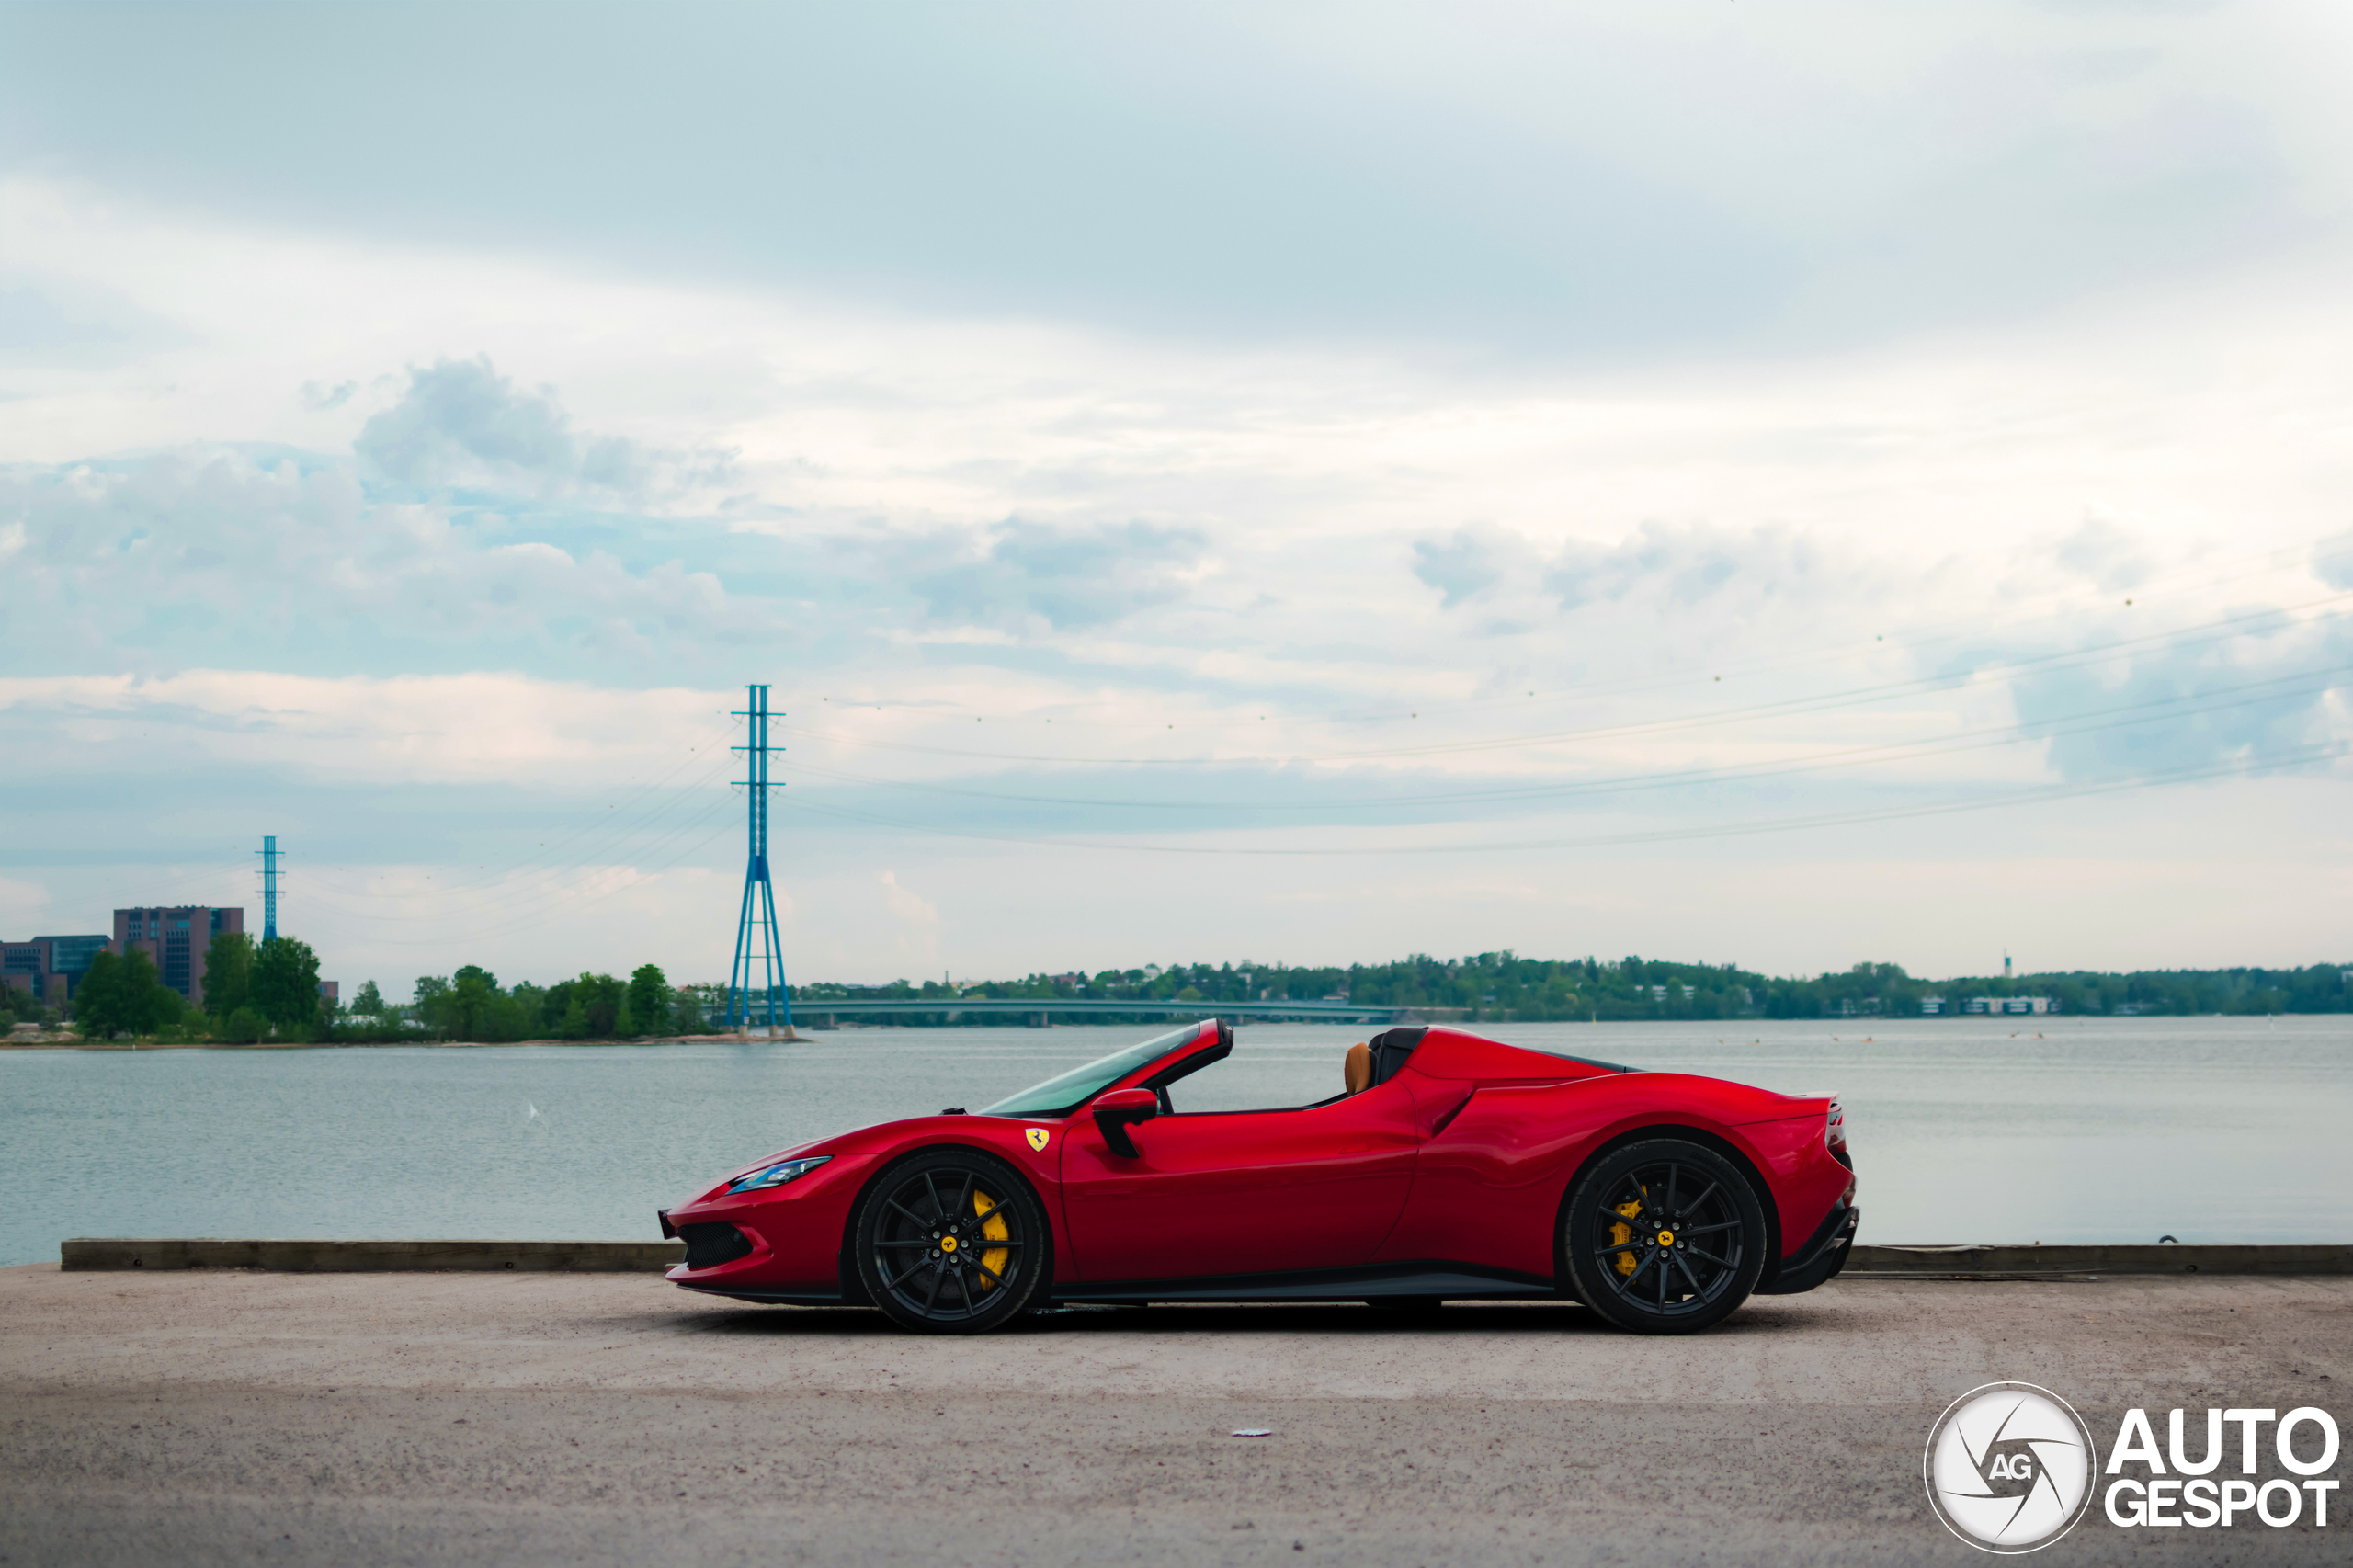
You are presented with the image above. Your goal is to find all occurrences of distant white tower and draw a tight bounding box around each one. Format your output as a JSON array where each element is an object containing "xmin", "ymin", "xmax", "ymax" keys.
[{"xmin": 2003, "ymin": 949, "xmax": 2012, "ymax": 979}]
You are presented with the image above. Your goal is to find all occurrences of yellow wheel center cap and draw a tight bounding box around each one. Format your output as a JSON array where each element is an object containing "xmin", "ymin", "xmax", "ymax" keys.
[
  {"xmin": 1656, "ymin": 1230, "xmax": 1676, "ymax": 1247},
  {"xmin": 939, "ymin": 1235, "xmax": 958, "ymax": 1253}
]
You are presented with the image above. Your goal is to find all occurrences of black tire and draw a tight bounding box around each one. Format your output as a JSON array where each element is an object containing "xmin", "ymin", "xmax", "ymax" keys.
[
  {"xmin": 1559, "ymin": 1137, "xmax": 1766, "ymax": 1335},
  {"xmin": 852, "ymin": 1148, "xmax": 1050, "ymax": 1335}
]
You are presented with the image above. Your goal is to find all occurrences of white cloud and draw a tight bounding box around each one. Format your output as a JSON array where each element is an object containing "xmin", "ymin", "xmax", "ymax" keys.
[
  {"xmin": 0, "ymin": 669, "xmax": 733, "ymax": 786},
  {"xmin": 3, "ymin": 160, "xmax": 2351, "ymax": 975}
]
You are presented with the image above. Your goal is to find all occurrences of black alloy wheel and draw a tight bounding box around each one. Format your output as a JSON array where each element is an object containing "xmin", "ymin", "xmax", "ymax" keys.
[
  {"xmin": 853, "ymin": 1148, "xmax": 1049, "ymax": 1334},
  {"xmin": 1559, "ymin": 1137, "xmax": 1767, "ymax": 1335}
]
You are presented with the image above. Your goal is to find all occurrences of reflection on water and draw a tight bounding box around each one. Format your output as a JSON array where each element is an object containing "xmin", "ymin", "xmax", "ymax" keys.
[{"xmin": 1, "ymin": 1016, "xmax": 2345, "ymax": 1266}]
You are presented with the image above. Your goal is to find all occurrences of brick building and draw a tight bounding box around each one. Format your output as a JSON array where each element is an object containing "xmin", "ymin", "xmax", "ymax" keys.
[
  {"xmin": 2, "ymin": 935, "xmax": 113, "ymax": 1005},
  {"xmin": 113, "ymin": 906, "xmax": 245, "ymax": 1006}
]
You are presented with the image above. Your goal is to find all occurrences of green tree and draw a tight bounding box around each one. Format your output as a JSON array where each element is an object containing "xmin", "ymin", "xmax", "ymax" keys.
[
  {"xmin": 351, "ymin": 980, "xmax": 384, "ymax": 1016},
  {"xmin": 560, "ymin": 972, "xmax": 626, "ymax": 1038},
  {"xmin": 201, "ymin": 930, "xmax": 254, "ymax": 1018},
  {"xmin": 74, "ymin": 949, "xmax": 176, "ymax": 1039},
  {"xmin": 251, "ymin": 937, "xmax": 324, "ymax": 1036},
  {"xmin": 627, "ymin": 964, "xmax": 670, "ymax": 1035},
  {"xmin": 434, "ymin": 966, "xmax": 501, "ymax": 1040}
]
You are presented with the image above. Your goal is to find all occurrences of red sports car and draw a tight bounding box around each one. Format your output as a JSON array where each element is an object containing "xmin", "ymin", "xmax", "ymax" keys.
[{"xmin": 658, "ymin": 1020, "xmax": 1858, "ymax": 1335}]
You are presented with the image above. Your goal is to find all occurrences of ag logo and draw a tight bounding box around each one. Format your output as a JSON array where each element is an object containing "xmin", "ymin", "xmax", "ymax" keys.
[
  {"xmin": 1024, "ymin": 1128, "xmax": 1051, "ymax": 1152},
  {"xmin": 1925, "ymin": 1382, "xmax": 2098, "ymax": 1553}
]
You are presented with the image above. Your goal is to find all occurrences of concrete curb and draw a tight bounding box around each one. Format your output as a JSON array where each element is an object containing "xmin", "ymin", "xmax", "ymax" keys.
[
  {"xmin": 1844, "ymin": 1243, "xmax": 2353, "ymax": 1278},
  {"xmin": 61, "ymin": 1239, "xmax": 684, "ymax": 1273},
  {"xmin": 55, "ymin": 1238, "xmax": 2353, "ymax": 1277}
]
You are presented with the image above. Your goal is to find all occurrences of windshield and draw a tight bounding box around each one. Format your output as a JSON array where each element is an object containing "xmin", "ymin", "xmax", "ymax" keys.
[{"xmin": 980, "ymin": 1025, "xmax": 1201, "ymax": 1117}]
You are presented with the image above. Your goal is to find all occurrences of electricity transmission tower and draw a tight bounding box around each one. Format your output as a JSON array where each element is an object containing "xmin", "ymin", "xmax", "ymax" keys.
[
  {"xmin": 256, "ymin": 835, "xmax": 283, "ymax": 941},
  {"xmin": 725, "ymin": 685, "xmax": 794, "ymax": 1034}
]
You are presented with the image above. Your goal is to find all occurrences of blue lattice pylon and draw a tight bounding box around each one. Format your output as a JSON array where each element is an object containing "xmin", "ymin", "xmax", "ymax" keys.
[{"xmin": 725, "ymin": 685, "xmax": 793, "ymax": 1033}]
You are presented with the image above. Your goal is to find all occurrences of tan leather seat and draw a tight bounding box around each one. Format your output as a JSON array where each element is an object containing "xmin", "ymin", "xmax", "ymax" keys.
[{"xmin": 1342, "ymin": 1041, "xmax": 1372, "ymax": 1096}]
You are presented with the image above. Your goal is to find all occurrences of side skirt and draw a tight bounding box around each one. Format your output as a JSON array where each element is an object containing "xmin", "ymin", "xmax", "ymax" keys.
[{"xmin": 1047, "ymin": 1260, "xmax": 1557, "ymax": 1305}]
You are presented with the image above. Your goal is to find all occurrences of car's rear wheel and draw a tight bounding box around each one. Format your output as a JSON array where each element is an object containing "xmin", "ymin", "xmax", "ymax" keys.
[
  {"xmin": 1560, "ymin": 1138, "xmax": 1766, "ymax": 1335},
  {"xmin": 853, "ymin": 1148, "xmax": 1049, "ymax": 1334}
]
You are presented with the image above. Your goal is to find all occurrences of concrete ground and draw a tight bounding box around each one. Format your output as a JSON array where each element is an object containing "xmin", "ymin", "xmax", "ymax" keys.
[{"xmin": 1, "ymin": 1266, "xmax": 2345, "ymax": 1567}]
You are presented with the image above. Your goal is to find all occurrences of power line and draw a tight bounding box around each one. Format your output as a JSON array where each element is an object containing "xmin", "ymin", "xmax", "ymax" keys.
[
  {"xmin": 773, "ymin": 740, "xmax": 2349, "ymax": 858},
  {"xmin": 776, "ymin": 591, "xmax": 2353, "ymax": 767},
  {"xmin": 777, "ymin": 663, "xmax": 2353, "ymax": 812}
]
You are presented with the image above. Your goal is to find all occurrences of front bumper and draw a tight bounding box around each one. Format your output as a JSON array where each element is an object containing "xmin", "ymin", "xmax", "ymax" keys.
[
  {"xmin": 657, "ymin": 1153, "xmax": 874, "ymax": 1294},
  {"xmin": 1756, "ymin": 1203, "xmax": 1858, "ymax": 1296}
]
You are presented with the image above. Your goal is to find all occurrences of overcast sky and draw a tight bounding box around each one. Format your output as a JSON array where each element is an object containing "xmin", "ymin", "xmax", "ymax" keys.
[{"xmin": 3, "ymin": 1, "xmax": 2348, "ymax": 992}]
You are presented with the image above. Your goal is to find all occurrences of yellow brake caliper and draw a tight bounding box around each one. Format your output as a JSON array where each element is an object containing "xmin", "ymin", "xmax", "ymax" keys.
[
  {"xmin": 974, "ymin": 1189, "xmax": 1010, "ymax": 1290},
  {"xmin": 1610, "ymin": 1198, "xmax": 1643, "ymax": 1277}
]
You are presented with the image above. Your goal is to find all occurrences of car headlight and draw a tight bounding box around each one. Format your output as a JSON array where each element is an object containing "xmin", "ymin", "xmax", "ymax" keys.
[{"xmin": 728, "ymin": 1155, "xmax": 830, "ymax": 1194}]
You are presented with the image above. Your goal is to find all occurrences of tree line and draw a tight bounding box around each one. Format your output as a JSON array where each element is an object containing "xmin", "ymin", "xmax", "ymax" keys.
[
  {"xmin": 67, "ymin": 931, "xmax": 324, "ymax": 1041},
  {"xmin": 347, "ymin": 963, "xmax": 712, "ymax": 1041},
  {"xmin": 50, "ymin": 934, "xmax": 719, "ymax": 1044},
  {"xmin": 801, "ymin": 952, "xmax": 2353, "ymax": 1021}
]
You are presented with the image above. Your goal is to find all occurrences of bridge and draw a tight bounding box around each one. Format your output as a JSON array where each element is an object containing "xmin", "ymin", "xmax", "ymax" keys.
[{"xmin": 782, "ymin": 997, "xmax": 1462, "ymax": 1028}]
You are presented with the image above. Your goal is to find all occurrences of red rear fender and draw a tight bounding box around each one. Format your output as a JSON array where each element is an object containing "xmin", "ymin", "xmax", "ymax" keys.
[{"xmin": 1375, "ymin": 1071, "xmax": 1843, "ymax": 1278}]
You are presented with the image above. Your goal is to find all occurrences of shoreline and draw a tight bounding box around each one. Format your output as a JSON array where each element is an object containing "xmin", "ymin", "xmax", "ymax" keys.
[{"xmin": 0, "ymin": 1032, "xmax": 777, "ymax": 1051}]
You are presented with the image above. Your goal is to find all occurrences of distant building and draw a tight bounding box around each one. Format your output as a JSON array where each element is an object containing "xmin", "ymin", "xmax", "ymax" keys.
[
  {"xmin": 113, "ymin": 906, "xmax": 244, "ymax": 1006},
  {"xmin": 1964, "ymin": 995, "xmax": 2052, "ymax": 1015},
  {"xmin": 1919, "ymin": 996, "xmax": 1946, "ymax": 1015},
  {"xmin": 2, "ymin": 935, "xmax": 112, "ymax": 1003}
]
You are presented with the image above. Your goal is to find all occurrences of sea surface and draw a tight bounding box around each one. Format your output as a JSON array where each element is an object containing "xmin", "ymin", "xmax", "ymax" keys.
[{"xmin": 3, "ymin": 1016, "xmax": 2347, "ymax": 1267}]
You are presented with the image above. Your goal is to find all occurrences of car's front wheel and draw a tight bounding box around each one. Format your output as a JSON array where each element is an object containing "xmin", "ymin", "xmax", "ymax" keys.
[
  {"xmin": 1560, "ymin": 1137, "xmax": 1767, "ymax": 1335},
  {"xmin": 852, "ymin": 1148, "xmax": 1050, "ymax": 1334}
]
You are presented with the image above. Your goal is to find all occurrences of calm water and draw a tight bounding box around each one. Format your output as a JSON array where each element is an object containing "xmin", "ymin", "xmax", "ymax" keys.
[{"xmin": 3, "ymin": 1016, "xmax": 2347, "ymax": 1267}]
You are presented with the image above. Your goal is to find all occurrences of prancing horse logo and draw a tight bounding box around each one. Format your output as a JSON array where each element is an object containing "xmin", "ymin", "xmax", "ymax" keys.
[{"xmin": 1025, "ymin": 1128, "xmax": 1051, "ymax": 1152}]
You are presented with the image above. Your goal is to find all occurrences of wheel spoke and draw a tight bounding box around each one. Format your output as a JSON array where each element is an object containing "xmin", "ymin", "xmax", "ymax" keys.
[
  {"xmin": 1680, "ymin": 1220, "xmax": 1741, "ymax": 1235},
  {"xmin": 922, "ymin": 1171, "xmax": 944, "ymax": 1224},
  {"xmin": 919, "ymin": 1263, "xmax": 945, "ymax": 1317},
  {"xmin": 1684, "ymin": 1181, "xmax": 1720, "ymax": 1216},
  {"xmin": 885, "ymin": 1197, "xmax": 934, "ymax": 1232},
  {"xmin": 1665, "ymin": 1164, "xmax": 1679, "ymax": 1212},
  {"xmin": 1683, "ymin": 1244, "xmax": 1733, "ymax": 1268},
  {"xmin": 971, "ymin": 1258, "xmax": 1006, "ymax": 1290},
  {"xmin": 1608, "ymin": 1248, "xmax": 1659, "ymax": 1296},
  {"xmin": 1654, "ymin": 1249, "xmax": 1670, "ymax": 1309},
  {"xmin": 1671, "ymin": 1249, "xmax": 1709, "ymax": 1298},
  {"xmin": 954, "ymin": 1170, "xmax": 976, "ymax": 1225},
  {"xmin": 953, "ymin": 1267, "xmax": 976, "ymax": 1315},
  {"xmin": 881, "ymin": 1256, "xmax": 931, "ymax": 1291},
  {"xmin": 1590, "ymin": 1240, "xmax": 1647, "ymax": 1260}
]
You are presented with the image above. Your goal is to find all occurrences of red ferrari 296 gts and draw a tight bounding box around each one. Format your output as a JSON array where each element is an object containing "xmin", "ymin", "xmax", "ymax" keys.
[{"xmin": 658, "ymin": 1020, "xmax": 1858, "ymax": 1335}]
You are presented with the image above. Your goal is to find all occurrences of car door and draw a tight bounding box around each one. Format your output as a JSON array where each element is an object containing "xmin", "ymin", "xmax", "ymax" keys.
[{"xmin": 1059, "ymin": 1076, "xmax": 1421, "ymax": 1281}]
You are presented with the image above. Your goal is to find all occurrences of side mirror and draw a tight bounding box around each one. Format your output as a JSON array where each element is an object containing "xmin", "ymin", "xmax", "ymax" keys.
[{"xmin": 1091, "ymin": 1086, "xmax": 1159, "ymax": 1157}]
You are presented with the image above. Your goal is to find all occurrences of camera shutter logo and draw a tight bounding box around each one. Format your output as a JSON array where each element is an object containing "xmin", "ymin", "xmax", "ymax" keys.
[{"xmin": 1924, "ymin": 1382, "xmax": 2098, "ymax": 1553}]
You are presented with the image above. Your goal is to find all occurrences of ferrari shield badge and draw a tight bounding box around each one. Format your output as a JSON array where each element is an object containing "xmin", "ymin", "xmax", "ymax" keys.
[{"xmin": 1024, "ymin": 1128, "xmax": 1051, "ymax": 1152}]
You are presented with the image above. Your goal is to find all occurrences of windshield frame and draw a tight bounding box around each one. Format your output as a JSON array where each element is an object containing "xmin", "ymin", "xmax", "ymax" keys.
[{"xmin": 978, "ymin": 1022, "xmax": 1215, "ymax": 1119}]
